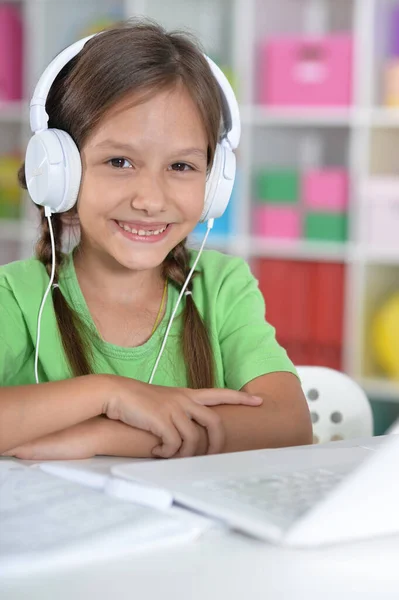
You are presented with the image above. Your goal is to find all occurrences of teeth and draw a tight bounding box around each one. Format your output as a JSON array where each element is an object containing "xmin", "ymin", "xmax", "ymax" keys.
[{"xmin": 117, "ymin": 222, "xmax": 167, "ymax": 236}]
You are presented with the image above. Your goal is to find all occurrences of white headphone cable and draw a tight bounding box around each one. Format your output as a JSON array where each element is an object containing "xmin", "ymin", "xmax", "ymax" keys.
[
  {"xmin": 34, "ymin": 205, "xmax": 56, "ymax": 384},
  {"xmin": 148, "ymin": 218, "xmax": 214, "ymax": 384}
]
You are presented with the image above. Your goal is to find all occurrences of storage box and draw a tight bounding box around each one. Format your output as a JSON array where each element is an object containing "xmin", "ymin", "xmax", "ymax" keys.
[
  {"xmin": 361, "ymin": 178, "xmax": 399, "ymax": 248},
  {"xmin": 258, "ymin": 34, "xmax": 353, "ymax": 106},
  {"xmin": 253, "ymin": 206, "xmax": 301, "ymax": 239},
  {"xmin": 0, "ymin": 5, "xmax": 23, "ymax": 103},
  {"xmin": 304, "ymin": 213, "xmax": 347, "ymax": 242},
  {"xmin": 303, "ymin": 169, "xmax": 349, "ymax": 212},
  {"xmin": 255, "ymin": 169, "xmax": 299, "ymax": 203}
]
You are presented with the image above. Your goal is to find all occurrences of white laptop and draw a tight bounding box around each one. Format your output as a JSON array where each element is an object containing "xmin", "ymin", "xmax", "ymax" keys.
[{"xmin": 112, "ymin": 434, "xmax": 399, "ymax": 548}]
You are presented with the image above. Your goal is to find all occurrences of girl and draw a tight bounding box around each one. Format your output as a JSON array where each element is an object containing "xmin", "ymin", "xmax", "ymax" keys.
[{"xmin": 0, "ymin": 19, "xmax": 312, "ymax": 460}]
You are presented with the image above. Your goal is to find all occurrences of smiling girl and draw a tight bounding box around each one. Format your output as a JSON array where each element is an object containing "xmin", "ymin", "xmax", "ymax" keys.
[{"xmin": 0, "ymin": 20, "xmax": 312, "ymax": 460}]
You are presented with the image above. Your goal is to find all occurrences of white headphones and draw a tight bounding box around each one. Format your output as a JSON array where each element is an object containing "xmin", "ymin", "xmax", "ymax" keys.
[{"xmin": 25, "ymin": 33, "xmax": 241, "ymax": 222}]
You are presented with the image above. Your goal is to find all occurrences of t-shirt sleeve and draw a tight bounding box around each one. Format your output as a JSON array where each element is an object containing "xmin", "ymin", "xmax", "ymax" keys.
[
  {"xmin": 0, "ymin": 283, "xmax": 31, "ymax": 386},
  {"xmin": 216, "ymin": 257, "xmax": 297, "ymax": 390}
]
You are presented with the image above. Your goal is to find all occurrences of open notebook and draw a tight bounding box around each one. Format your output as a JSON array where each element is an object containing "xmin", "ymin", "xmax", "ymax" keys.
[{"xmin": 0, "ymin": 458, "xmax": 214, "ymax": 575}]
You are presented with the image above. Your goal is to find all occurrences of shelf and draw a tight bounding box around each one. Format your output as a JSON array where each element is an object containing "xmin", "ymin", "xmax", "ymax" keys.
[
  {"xmin": 370, "ymin": 108, "xmax": 399, "ymax": 128},
  {"xmin": 241, "ymin": 105, "xmax": 355, "ymax": 127},
  {"xmin": 239, "ymin": 106, "xmax": 399, "ymax": 129},
  {"xmin": 248, "ymin": 238, "xmax": 351, "ymax": 262},
  {"xmin": 0, "ymin": 101, "xmax": 28, "ymax": 124},
  {"xmin": 189, "ymin": 235, "xmax": 352, "ymax": 261},
  {"xmin": 362, "ymin": 247, "xmax": 399, "ymax": 265},
  {"xmin": 189, "ymin": 233, "xmax": 247, "ymax": 255},
  {"xmin": 190, "ymin": 239, "xmax": 399, "ymax": 265}
]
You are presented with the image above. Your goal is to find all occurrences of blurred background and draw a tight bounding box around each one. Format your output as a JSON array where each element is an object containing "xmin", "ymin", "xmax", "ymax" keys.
[{"xmin": 2, "ymin": 0, "xmax": 399, "ymax": 433}]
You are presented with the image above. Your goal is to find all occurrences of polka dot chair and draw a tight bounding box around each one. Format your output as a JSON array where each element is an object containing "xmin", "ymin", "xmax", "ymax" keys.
[{"xmin": 296, "ymin": 366, "xmax": 374, "ymax": 444}]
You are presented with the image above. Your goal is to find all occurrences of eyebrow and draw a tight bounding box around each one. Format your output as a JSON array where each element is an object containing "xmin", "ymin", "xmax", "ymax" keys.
[{"xmin": 94, "ymin": 140, "xmax": 207, "ymax": 160}]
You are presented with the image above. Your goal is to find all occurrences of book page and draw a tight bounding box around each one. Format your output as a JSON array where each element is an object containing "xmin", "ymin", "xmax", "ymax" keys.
[{"xmin": 0, "ymin": 461, "xmax": 205, "ymax": 575}]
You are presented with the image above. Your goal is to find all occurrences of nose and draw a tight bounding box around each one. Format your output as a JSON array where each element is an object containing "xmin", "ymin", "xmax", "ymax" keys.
[{"xmin": 130, "ymin": 170, "xmax": 168, "ymax": 216}]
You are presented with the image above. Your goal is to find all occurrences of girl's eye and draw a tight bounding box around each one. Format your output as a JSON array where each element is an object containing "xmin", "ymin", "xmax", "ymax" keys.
[
  {"xmin": 109, "ymin": 158, "xmax": 132, "ymax": 169},
  {"xmin": 170, "ymin": 162, "xmax": 193, "ymax": 172}
]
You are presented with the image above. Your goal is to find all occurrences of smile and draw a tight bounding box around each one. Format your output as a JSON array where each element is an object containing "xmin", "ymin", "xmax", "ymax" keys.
[
  {"xmin": 116, "ymin": 221, "xmax": 168, "ymax": 236},
  {"xmin": 114, "ymin": 220, "xmax": 171, "ymax": 243}
]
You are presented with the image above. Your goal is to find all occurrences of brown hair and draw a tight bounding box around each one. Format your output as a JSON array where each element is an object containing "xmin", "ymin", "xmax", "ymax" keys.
[{"xmin": 19, "ymin": 19, "xmax": 224, "ymax": 388}]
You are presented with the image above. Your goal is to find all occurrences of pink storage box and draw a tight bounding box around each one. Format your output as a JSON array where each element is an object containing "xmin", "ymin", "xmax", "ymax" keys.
[
  {"xmin": 253, "ymin": 205, "xmax": 301, "ymax": 239},
  {"xmin": 361, "ymin": 178, "xmax": 399, "ymax": 248},
  {"xmin": 303, "ymin": 169, "xmax": 349, "ymax": 212},
  {"xmin": 0, "ymin": 5, "xmax": 23, "ymax": 103},
  {"xmin": 259, "ymin": 34, "xmax": 353, "ymax": 106}
]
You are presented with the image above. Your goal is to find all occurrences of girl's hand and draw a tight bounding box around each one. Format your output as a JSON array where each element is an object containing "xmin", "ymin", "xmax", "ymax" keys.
[
  {"xmin": 104, "ymin": 378, "xmax": 263, "ymax": 459},
  {"xmin": 2, "ymin": 418, "xmax": 101, "ymax": 461}
]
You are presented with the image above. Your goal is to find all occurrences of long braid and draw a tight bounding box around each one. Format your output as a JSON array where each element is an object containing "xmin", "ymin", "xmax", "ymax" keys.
[
  {"xmin": 163, "ymin": 241, "xmax": 215, "ymax": 389},
  {"xmin": 35, "ymin": 206, "xmax": 94, "ymax": 377},
  {"xmin": 35, "ymin": 208, "xmax": 64, "ymax": 278}
]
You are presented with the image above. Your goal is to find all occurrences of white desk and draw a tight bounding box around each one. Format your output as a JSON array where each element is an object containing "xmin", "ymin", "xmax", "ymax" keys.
[{"xmin": 2, "ymin": 436, "xmax": 399, "ymax": 600}]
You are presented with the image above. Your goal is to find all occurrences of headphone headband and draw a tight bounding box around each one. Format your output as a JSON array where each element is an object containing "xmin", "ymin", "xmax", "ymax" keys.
[
  {"xmin": 29, "ymin": 33, "xmax": 240, "ymax": 149},
  {"xmin": 30, "ymin": 35, "xmax": 94, "ymax": 132},
  {"xmin": 26, "ymin": 28, "xmax": 240, "ymax": 221},
  {"xmin": 204, "ymin": 57, "xmax": 240, "ymax": 150}
]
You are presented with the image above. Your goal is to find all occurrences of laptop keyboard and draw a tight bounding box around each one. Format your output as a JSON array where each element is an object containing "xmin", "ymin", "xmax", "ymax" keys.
[{"xmin": 192, "ymin": 466, "xmax": 350, "ymax": 530}]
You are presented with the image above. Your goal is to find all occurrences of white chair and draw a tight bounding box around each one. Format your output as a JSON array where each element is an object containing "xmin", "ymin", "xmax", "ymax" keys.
[{"xmin": 296, "ymin": 366, "xmax": 374, "ymax": 444}]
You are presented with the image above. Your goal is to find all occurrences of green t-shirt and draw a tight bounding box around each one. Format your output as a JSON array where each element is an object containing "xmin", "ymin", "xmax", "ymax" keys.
[{"xmin": 0, "ymin": 249, "xmax": 296, "ymax": 389}]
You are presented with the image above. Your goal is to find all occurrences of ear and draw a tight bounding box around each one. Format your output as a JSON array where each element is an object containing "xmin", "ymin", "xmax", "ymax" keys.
[{"xmin": 201, "ymin": 142, "xmax": 235, "ymax": 222}]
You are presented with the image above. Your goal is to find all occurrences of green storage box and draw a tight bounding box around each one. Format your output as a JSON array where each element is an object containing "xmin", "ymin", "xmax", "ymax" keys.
[
  {"xmin": 305, "ymin": 213, "xmax": 347, "ymax": 242},
  {"xmin": 255, "ymin": 169, "xmax": 299, "ymax": 204}
]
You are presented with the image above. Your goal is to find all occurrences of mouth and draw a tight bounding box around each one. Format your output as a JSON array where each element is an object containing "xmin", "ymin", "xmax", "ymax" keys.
[{"xmin": 113, "ymin": 220, "xmax": 171, "ymax": 242}]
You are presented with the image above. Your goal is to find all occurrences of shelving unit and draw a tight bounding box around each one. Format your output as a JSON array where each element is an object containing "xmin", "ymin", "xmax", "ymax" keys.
[{"xmin": 1, "ymin": 0, "xmax": 399, "ymax": 406}]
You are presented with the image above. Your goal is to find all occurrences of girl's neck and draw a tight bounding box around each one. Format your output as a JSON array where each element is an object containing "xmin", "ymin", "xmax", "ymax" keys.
[{"xmin": 72, "ymin": 245, "xmax": 164, "ymax": 305}]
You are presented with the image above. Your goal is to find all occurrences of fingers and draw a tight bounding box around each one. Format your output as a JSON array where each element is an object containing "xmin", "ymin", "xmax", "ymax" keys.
[
  {"xmin": 153, "ymin": 411, "xmax": 202, "ymax": 459},
  {"xmin": 170, "ymin": 412, "xmax": 201, "ymax": 458},
  {"xmin": 192, "ymin": 389, "xmax": 263, "ymax": 407},
  {"xmin": 150, "ymin": 418, "xmax": 183, "ymax": 459},
  {"xmin": 153, "ymin": 404, "xmax": 224, "ymax": 458},
  {"xmin": 153, "ymin": 390, "xmax": 261, "ymax": 458},
  {"xmin": 187, "ymin": 404, "xmax": 225, "ymax": 455}
]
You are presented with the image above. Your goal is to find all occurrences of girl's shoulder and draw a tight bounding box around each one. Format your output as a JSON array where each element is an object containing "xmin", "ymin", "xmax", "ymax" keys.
[
  {"xmin": 0, "ymin": 257, "xmax": 48, "ymax": 294},
  {"xmin": 0, "ymin": 259, "xmax": 51, "ymax": 348},
  {"xmin": 189, "ymin": 248, "xmax": 254, "ymax": 289}
]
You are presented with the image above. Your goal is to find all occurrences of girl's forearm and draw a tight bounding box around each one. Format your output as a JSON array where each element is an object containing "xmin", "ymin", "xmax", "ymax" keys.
[
  {"xmin": 95, "ymin": 417, "xmax": 209, "ymax": 458},
  {"xmin": 216, "ymin": 373, "xmax": 312, "ymax": 453},
  {"xmin": 95, "ymin": 417, "xmax": 161, "ymax": 458},
  {"xmin": 0, "ymin": 374, "xmax": 111, "ymax": 453}
]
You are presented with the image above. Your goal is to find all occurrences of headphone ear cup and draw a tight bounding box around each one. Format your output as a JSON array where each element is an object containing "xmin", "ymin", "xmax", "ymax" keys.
[
  {"xmin": 25, "ymin": 128, "xmax": 82, "ymax": 213},
  {"xmin": 200, "ymin": 143, "xmax": 236, "ymax": 222}
]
